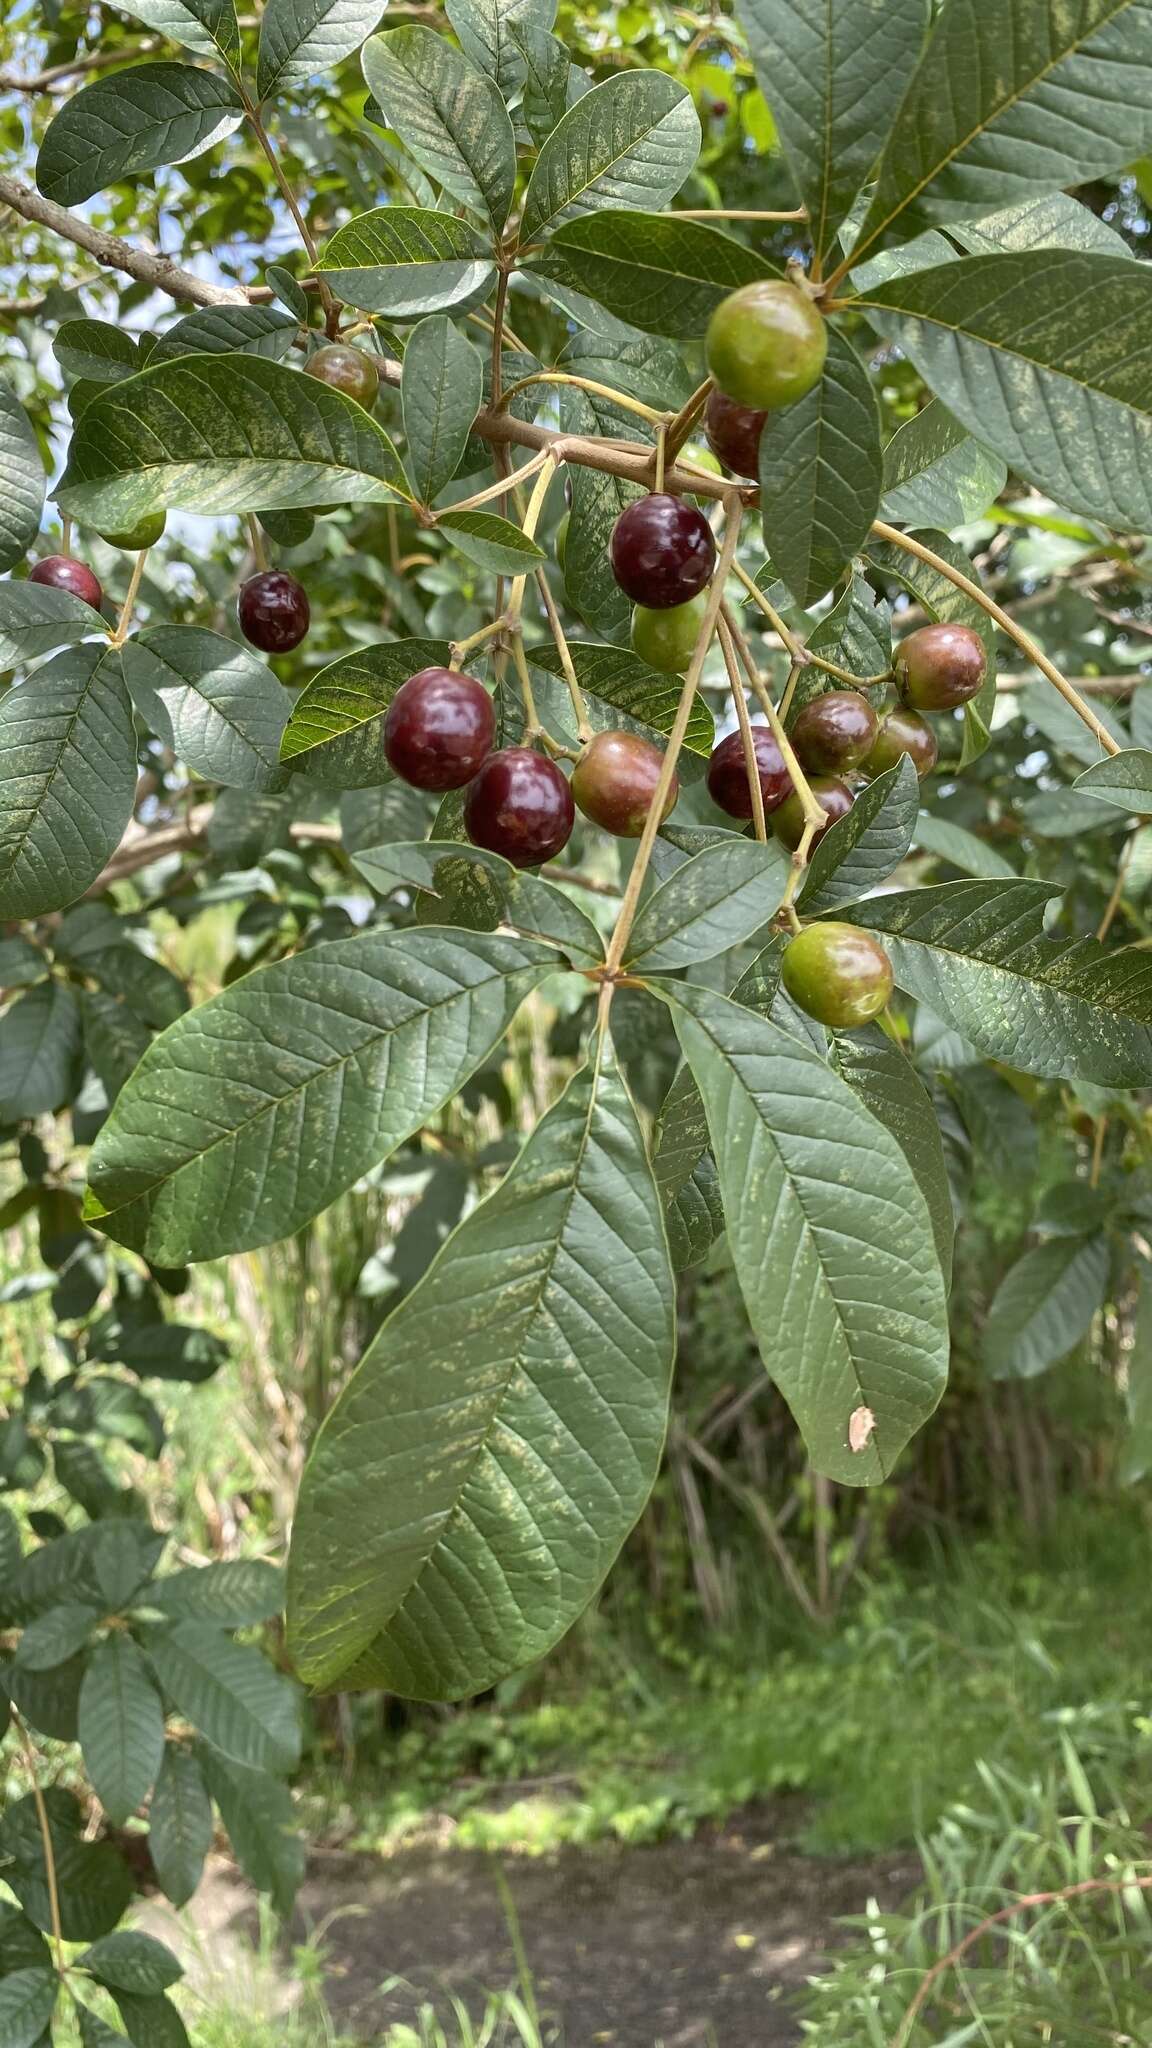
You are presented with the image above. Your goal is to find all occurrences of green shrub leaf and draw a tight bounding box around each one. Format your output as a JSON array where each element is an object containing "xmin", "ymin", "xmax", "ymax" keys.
[
  {"xmin": 148, "ymin": 1623, "xmax": 299, "ymax": 1772},
  {"xmin": 362, "ymin": 28, "xmax": 517, "ymax": 232},
  {"xmin": 147, "ymin": 1747, "xmax": 213, "ymax": 1909},
  {"xmin": 984, "ymin": 1233, "xmax": 1111, "ymax": 1379},
  {"xmin": 0, "ymin": 381, "xmax": 47, "ymax": 577},
  {"xmin": 119, "ymin": 629, "xmax": 289, "ymax": 793},
  {"xmin": 626, "ymin": 840, "xmax": 788, "ymax": 970},
  {"xmin": 881, "ymin": 399, "xmax": 1007, "ymax": 528},
  {"xmin": 79, "ymin": 1636, "xmax": 166, "ymax": 1826},
  {"xmin": 528, "ymin": 210, "xmax": 763, "ymax": 337},
  {"xmin": 401, "ymin": 315, "xmax": 483, "ymax": 503},
  {"xmin": 36, "ymin": 64, "xmax": 243, "ymax": 206},
  {"xmin": 521, "ymin": 73, "xmax": 700, "ymax": 243},
  {"xmin": 317, "ymin": 208, "xmax": 497, "ymax": 320},
  {"xmin": 759, "ymin": 329, "xmax": 882, "ymax": 607},
  {"xmin": 257, "ymin": 0, "xmax": 384, "ymax": 97},
  {"xmin": 798, "ymin": 757, "xmax": 921, "ymax": 915}
]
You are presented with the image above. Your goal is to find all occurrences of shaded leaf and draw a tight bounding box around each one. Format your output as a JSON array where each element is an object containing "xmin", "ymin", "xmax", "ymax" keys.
[
  {"xmin": 361, "ymin": 28, "xmax": 517, "ymax": 233},
  {"xmin": 0, "ymin": 582, "xmax": 107, "ymax": 668},
  {"xmin": 528, "ymin": 209, "xmax": 763, "ymax": 337},
  {"xmin": 865, "ymin": 526, "xmax": 997, "ymax": 767},
  {"xmin": 54, "ymin": 322, "xmax": 139, "ymax": 387},
  {"xmin": 827, "ymin": 1023, "xmax": 955, "ymax": 1286},
  {"xmin": 280, "ymin": 636, "xmax": 450, "ymax": 784},
  {"xmin": 984, "ymin": 1233, "xmax": 1110, "ymax": 1379},
  {"xmin": 798, "ymin": 757, "xmax": 920, "ymax": 915},
  {"xmin": 79, "ymin": 1633, "xmax": 165, "ymax": 1825},
  {"xmin": 0, "ymin": 381, "xmax": 47, "ymax": 578},
  {"xmin": 0, "ymin": 983, "xmax": 81, "ymax": 1121},
  {"xmin": 1074, "ymin": 748, "xmax": 1152, "ymax": 812},
  {"xmin": 120, "ymin": 629, "xmax": 289, "ymax": 792},
  {"xmin": 401, "ymin": 315, "xmax": 483, "ymax": 504},
  {"xmin": 80, "ymin": 1934, "xmax": 182, "ymax": 1998},
  {"xmin": 196, "ymin": 1749, "xmax": 303, "ymax": 1916},
  {"xmin": 434, "ymin": 508, "xmax": 546, "ymax": 576},
  {"xmin": 150, "ymin": 306, "xmax": 300, "ymax": 363},
  {"xmin": 0, "ymin": 646, "xmax": 135, "ymax": 918},
  {"xmin": 759, "ymin": 327, "xmax": 882, "ymax": 606},
  {"xmin": 36, "ymin": 64, "xmax": 243, "ymax": 206},
  {"xmin": 881, "ymin": 400, "xmax": 1007, "ymax": 528},
  {"xmin": 626, "ymin": 839, "xmax": 788, "ymax": 970},
  {"xmin": 352, "ymin": 841, "xmax": 603, "ymax": 964},
  {"xmin": 912, "ymin": 812, "xmax": 1017, "ymax": 879},
  {"xmin": 150, "ymin": 1561, "xmax": 284, "ymax": 1624},
  {"xmin": 0, "ymin": 1971, "xmax": 58, "ymax": 2048},
  {"xmin": 147, "ymin": 1746, "xmax": 212, "ymax": 1909},
  {"xmin": 149, "ymin": 1623, "xmax": 298, "ymax": 1772}
]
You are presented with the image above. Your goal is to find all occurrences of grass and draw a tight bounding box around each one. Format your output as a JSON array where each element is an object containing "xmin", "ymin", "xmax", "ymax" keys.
[{"xmin": 306, "ymin": 1497, "xmax": 1152, "ymax": 1861}]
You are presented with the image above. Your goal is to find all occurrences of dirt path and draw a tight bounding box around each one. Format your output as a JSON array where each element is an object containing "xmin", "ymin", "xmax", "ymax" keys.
[{"xmin": 152, "ymin": 1807, "xmax": 916, "ymax": 2045}]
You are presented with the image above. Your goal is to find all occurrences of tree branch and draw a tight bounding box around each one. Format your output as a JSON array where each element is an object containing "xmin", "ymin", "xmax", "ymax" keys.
[{"xmin": 0, "ymin": 175, "xmax": 251, "ymax": 307}]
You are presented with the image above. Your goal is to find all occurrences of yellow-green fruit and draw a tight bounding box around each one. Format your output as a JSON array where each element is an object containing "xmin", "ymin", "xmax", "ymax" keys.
[
  {"xmin": 705, "ymin": 280, "xmax": 827, "ymax": 411},
  {"xmin": 97, "ymin": 510, "xmax": 167, "ymax": 549},
  {"xmin": 780, "ymin": 921, "xmax": 894, "ymax": 1029},
  {"xmin": 630, "ymin": 594, "xmax": 708, "ymax": 673}
]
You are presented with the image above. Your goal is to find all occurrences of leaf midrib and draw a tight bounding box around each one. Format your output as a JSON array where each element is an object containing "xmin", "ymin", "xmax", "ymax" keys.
[
  {"xmin": 524, "ymin": 78, "xmax": 689, "ymax": 242},
  {"xmin": 0, "ymin": 648, "xmax": 116, "ymax": 893}
]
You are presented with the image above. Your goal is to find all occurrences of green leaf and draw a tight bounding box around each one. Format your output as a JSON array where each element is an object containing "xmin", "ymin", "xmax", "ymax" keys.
[
  {"xmin": 0, "ymin": 983, "xmax": 81, "ymax": 1121},
  {"xmin": 0, "ymin": 379, "xmax": 46, "ymax": 577},
  {"xmin": 0, "ymin": 1905, "xmax": 50, "ymax": 1977},
  {"xmin": 150, "ymin": 306, "xmax": 300, "ymax": 363},
  {"xmin": 827, "ymin": 1024, "xmax": 955, "ymax": 1287},
  {"xmin": 96, "ymin": 1323, "xmax": 227, "ymax": 1384},
  {"xmin": 1074, "ymin": 749, "xmax": 1152, "ymax": 812},
  {"xmin": 434, "ymin": 508, "xmax": 545, "ymax": 576},
  {"xmin": 852, "ymin": 0, "xmax": 1152, "ymax": 263},
  {"xmin": 57, "ymin": 355, "xmax": 407, "ymax": 530},
  {"xmin": 54, "ymin": 322, "xmax": 139, "ymax": 387},
  {"xmin": 80, "ymin": 1935, "xmax": 182, "ymax": 1998},
  {"xmin": 0, "ymin": 646, "xmax": 136, "ymax": 919},
  {"xmin": 401, "ymin": 316, "xmax": 483, "ymax": 505},
  {"xmin": 148, "ymin": 1623, "xmax": 299, "ymax": 1772},
  {"xmin": 84, "ymin": 928, "xmax": 556, "ymax": 1261},
  {"xmin": 352, "ymin": 842, "xmax": 603, "ymax": 965},
  {"xmin": 0, "ymin": 939, "xmax": 46, "ymax": 989},
  {"xmin": 538, "ymin": 646, "xmax": 715, "ymax": 761},
  {"xmin": 196, "ymin": 1749, "xmax": 303, "ymax": 1916},
  {"xmin": 280, "ymin": 636, "xmax": 450, "ymax": 784},
  {"xmin": 0, "ymin": 1790, "xmax": 133, "ymax": 1940},
  {"xmin": 881, "ymin": 400, "xmax": 1007, "ymax": 529},
  {"xmin": 911, "ymin": 813, "xmax": 1017, "ymax": 880},
  {"xmin": 660, "ymin": 980, "xmax": 948, "ymax": 1483},
  {"xmin": 257, "ymin": 0, "xmax": 384, "ymax": 97},
  {"xmin": 361, "ymin": 28, "xmax": 517, "ymax": 233},
  {"xmin": 77, "ymin": 2002, "xmax": 129, "ymax": 2048},
  {"xmin": 527, "ymin": 210, "xmax": 763, "ymax": 337},
  {"xmin": 78, "ymin": 1634, "xmax": 166, "ymax": 1826},
  {"xmin": 147, "ymin": 1746, "xmax": 212, "ymax": 1909},
  {"xmin": 111, "ymin": 1993, "xmax": 189, "ymax": 2048},
  {"xmin": 951, "ymin": 190, "xmax": 1134, "ymax": 260},
  {"xmin": 664, "ymin": 1152, "xmax": 724, "ymax": 1272},
  {"xmin": 851, "ymin": 878, "xmax": 1152, "ymax": 1086},
  {"xmin": 108, "ymin": 0, "xmax": 240, "ymax": 68},
  {"xmin": 803, "ymin": 569, "xmax": 891, "ymax": 684},
  {"xmin": 119, "ymin": 629, "xmax": 289, "ymax": 793},
  {"xmin": 1015, "ymin": 678, "xmax": 1128, "ymax": 769},
  {"xmin": 557, "ymin": 329, "xmax": 695, "ymax": 413},
  {"xmin": 520, "ymin": 72, "xmax": 699, "ymax": 244},
  {"xmin": 150, "ymin": 1561, "xmax": 284, "ymax": 1624},
  {"xmin": 317, "ymin": 208, "xmax": 497, "ymax": 321},
  {"xmin": 0, "ymin": 1970, "xmax": 58, "ymax": 2048},
  {"xmin": 984, "ymin": 1233, "xmax": 1110, "ymax": 1379},
  {"xmin": 15, "ymin": 1603, "xmax": 100, "ymax": 1672},
  {"xmin": 798, "ymin": 758, "xmax": 920, "ymax": 915},
  {"xmin": 0, "ymin": 582, "xmax": 108, "ymax": 668},
  {"xmin": 287, "ymin": 1051, "xmax": 675, "ymax": 1696},
  {"xmin": 734, "ymin": 0, "xmax": 926, "ymax": 258},
  {"xmin": 446, "ymin": 0, "xmax": 556, "ymax": 97},
  {"xmin": 36, "ymin": 64, "xmax": 244, "ymax": 206},
  {"xmin": 626, "ymin": 840, "xmax": 788, "ymax": 971},
  {"xmin": 510, "ymin": 22, "xmax": 571, "ymax": 145},
  {"xmin": 860, "ymin": 251, "xmax": 1152, "ymax": 534},
  {"xmin": 2, "ymin": 1655, "xmax": 86, "ymax": 1744},
  {"xmin": 865, "ymin": 526, "xmax": 997, "ymax": 767},
  {"xmin": 758, "ymin": 327, "xmax": 882, "ymax": 606}
]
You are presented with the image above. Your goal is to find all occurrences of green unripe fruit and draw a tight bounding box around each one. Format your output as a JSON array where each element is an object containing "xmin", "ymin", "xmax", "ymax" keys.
[
  {"xmin": 630, "ymin": 593, "xmax": 708, "ymax": 674},
  {"xmin": 771, "ymin": 774, "xmax": 853, "ymax": 851},
  {"xmin": 864, "ymin": 707, "xmax": 939, "ymax": 780},
  {"xmin": 895, "ymin": 622, "xmax": 986, "ymax": 711},
  {"xmin": 304, "ymin": 342, "xmax": 379, "ymax": 409},
  {"xmin": 705, "ymin": 280, "xmax": 828, "ymax": 411},
  {"xmin": 97, "ymin": 510, "xmax": 167, "ymax": 550},
  {"xmin": 555, "ymin": 511, "xmax": 569, "ymax": 574},
  {"xmin": 780, "ymin": 921, "xmax": 894, "ymax": 1029}
]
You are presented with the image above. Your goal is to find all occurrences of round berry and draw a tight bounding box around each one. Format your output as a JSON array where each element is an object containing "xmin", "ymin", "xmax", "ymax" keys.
[
  {"xmin": 704, "ymin": 389, "xmax": 767, "ymax": 480},
  {"xmin": 237, "ymin": 570, "xmax": 310, "ymax": 653},
  {"xmin": 707, "ymin": 726, "xmax": 792, "ymax": 819},
  {"xmin": 780, "ymin": 921, "xmax": 894, "ymax": 1029},
  {"xmin": 705, "ymin": 280, "xmax": 828, "ymax": 412},
  {"xmin": 572, "ymin": 730, "xmax": 677, "ymax": 838},
  {"xmin": 96, "ymin": 510, "xmax": 166, "ymax": 550},
  {"xmin": 610, "ymin": 494, "xmax": 716, "ymax": 609},
  {"xmin": 896, "ymin": 622, "xmax": 986, "ymax": 711},
  {"xmin": 771, "ymin": 774, "xmax": 854, "ymax": 851},
  {"xmin": 464, "ymin": 747, "xmax": 574, "ymax": 867},
  {"xmin": 790, "ymin": 689, "xmax": 879, "ymax": 774},
  {"xmin": 28, "ymin": 555, "xmax": 103, "ymax": 610},
  {"xmin": 631, "ymin": 594, "xmax": 708, "ymax": 674},
  {"xmin": 864, "ymin": 707, "xmax": 939, "ymax": 780},
  {"xmin": 384, "ymin": 667, "xmax": 494, "ymax": 791},
  {"xmin": 304, "ymin": 343, "xmax": 379, "ymax": 409}
]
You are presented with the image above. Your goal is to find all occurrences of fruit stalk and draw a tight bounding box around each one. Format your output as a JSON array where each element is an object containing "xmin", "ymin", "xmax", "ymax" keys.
[
  {"xmin": 732, "ymin": 560, "xmax": 891, "ymax": 691},
  {"xmin": 535, "ymin": 567, "xmax": 593, "ymax": 742},
  {"xmin": 662, "ymin": 377, "xmax": 714, "ymax": 467},
  {"xmin": 109, "ymin": 546, "xmax": 150, "ymax": 648},
  {"xmin": 717, "ymin": 612, "xmax": 768, "ymax": 842}
]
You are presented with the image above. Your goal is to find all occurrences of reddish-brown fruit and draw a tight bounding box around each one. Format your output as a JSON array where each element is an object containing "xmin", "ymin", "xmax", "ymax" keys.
[
  {"xmin": 706, "ymin": 726, "xmax": 793, "ymax": 819},
  {"xmin": 864, "ymin": 708, "xmax": 939, "ymax": 779},
  {"xmin": 609, "ymin": 494, "xmax": 716, "ymax": 609},
  {"xmin": 571, "ymin": 730, "xmax": 677, "ymax": 838},
  {"xmin": 28, "ymin": 556, "xmax": 103, "ymax": 609},
  {"xmin": 304, "ymin": 343, "xmax": 379, "ymax": 409},
  {"xmin": 704, "ymin": 389, "xmax": 767, "ymax": 480},
  {"xmin": 237, "ymin": 570, "xmax": 310, "ymax": 653},
  {"xmin": 383, "ymin": 667, "xmax": 494, "ymax": 790},
  {"xmin": 463, "ymin": 747, "xmax": 575, "ymax": 867},
  {"xmin": 896, "ymin": 622, "xmax": 987, "ymax": 710},
  {"xmin": 790, "ymin": 690, "xmax": 879, "ymax": 774},
  {"xmin": 771, "ymin": 775, "xmax": 854, "ymax": 850}
]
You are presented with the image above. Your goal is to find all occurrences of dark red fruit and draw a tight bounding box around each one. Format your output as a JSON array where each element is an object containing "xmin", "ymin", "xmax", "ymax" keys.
[
  {"xmin": 780, "ymin": 921, "xmax": 893, "ymax": 1029},
  {"xmin": 304, "ymin": 342, "xmax": 379, "ymax": 409},
  {"xmin": 790, "ymin": 690, "xmax": 879, "ymax": 774},
  {"xmin": 383, "ymin": 667, "xmax": 493, "ymax": 791},
  {"xmin": 610, "ymin": 494, "xmax": 716, "ymax": 609},
  {"xmin": 704, "ymin": 390, "xmax": 767, "ymax": 481},
  {"xmin": 571, "ymin": 730, "xmax": 677, "ymax": 838},
  {"xmin": 237, "ymin": 570, "xmax": 310, "ymax": 653},
  {"xmin": 864, "ymin": 708, "xmax": 939, "ymax": 779},
  {"xmin": 896, "ymin": 622, "xmax": 986, "ymax": 710},
  {"xmin": 707, "ymin": 726, "xmax": 793, "ymax": 820},
  {"xmin": 464, "ymin": 747, "xmax": 575, "ymax": 867},
  {"xmin": 771, "ymin": 774, "xmax": 854, "ymax": 850},
  {"xmin": 28, "ymin": 555, "xmax": 103, "ymax": 610}
]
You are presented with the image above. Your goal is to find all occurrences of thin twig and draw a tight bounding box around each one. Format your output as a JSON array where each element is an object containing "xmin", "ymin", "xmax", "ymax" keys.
[
  {"xmin": 495, "ymin": 370, "xmax": 664, "ymax": 425},
  {"xmin": 0, "ymin": 173, "xmax": 249, "ymax": 306},
  {"xmin": 12, "ymin": 1711, "xmax": 64, "ymax": 1972},
  {"xmin": 718, "ymin": 612, "xmax": 767, "ymax": 842},
  {"xmin": 663, "ymin": 376, "xmax": 713, "ymax": 467},
  {"xmin": 1096, "ymin": 832, "xmax": 1136, "ymax": 942},
  {"xmin": 535, "ymin": 569, "xmax": 592, "ymax": 741},
  {"xmin": 110, "ymin": 549, "xmax": 150, "ymax": 647},
  {"xmin": 680, "ymin": 1433, "xmax": 822, "ymax": 1626}
]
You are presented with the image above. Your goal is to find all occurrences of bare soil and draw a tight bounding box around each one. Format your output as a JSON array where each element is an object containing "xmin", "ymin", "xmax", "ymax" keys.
[{"xmin": 150, "ymin": 1804, "xmax": 916, "ymax": 2046}]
